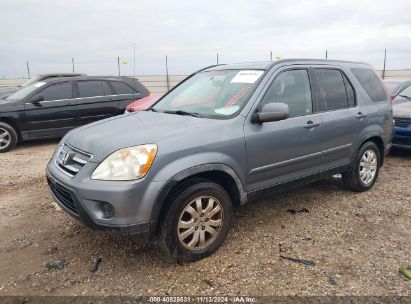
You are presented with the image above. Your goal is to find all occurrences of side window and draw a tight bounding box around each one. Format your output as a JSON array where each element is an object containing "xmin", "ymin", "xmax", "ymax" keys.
[
  {"xmin": 39, "ymin": 82, "xmax": 72, "ymax": 101},
  {"xmin": 351, "ymin": 68, "xmax": 387, "ymax": 102},
  {"xmin": 260, "ymin": 69, "xmax": 313, "ymax": 118},
  {"xmin": 110, "ymin": 81, "xmax": 137, "ymax": 94},
  {"xmin": 78, "ymin": 81, "xmax": 112, "ymax": 98},
  {"xmin": 342, "ymin": 74, "xmax": 356, "ymax": 107},
  {"xmin": 316, "ymin": 69, "xmax": 349, "ymax": 110}
]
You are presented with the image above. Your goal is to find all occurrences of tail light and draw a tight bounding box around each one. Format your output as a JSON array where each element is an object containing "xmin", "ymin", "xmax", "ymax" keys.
[{"xmin": 126, "ymin": 104, "xmax": 136, "ymax": 112}]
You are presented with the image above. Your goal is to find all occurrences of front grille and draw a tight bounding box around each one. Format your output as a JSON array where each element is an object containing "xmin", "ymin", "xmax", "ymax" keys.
[
  {"xmin": 55, "ymin": 144, "xmax": 92, "ymax": 177},
  {"xmin": 394, "ymin": 118, "xmax": 411, "ymax": 128},
  {"xmin": 47, "ymin": 178, "xmax": 78, "ymax": 214}
]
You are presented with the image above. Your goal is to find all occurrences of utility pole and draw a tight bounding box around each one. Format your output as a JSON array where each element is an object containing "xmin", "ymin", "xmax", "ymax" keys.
[
  {"xmin": 133, "ymin": 43, "xmax": 136, "ymax": 77},
  {"xmin": 382, "ymin": 49, "xmax": 387, "ymax": 79},
  {"xmin": 117, "ymin": 56, "xmax": 120, "ymax": 76},
  {"xmin": 216, "ymin": 53, "xmax": 219, "ymax": 65},
  {"xmin": 72, "ymin": 58, "xmax": 75, "ymax": 73},
  {"xmin": 325, "ymin": 50, "xmax": 328, "ymax": 59},
  {"xmin": 270, "ymin": 51, "xmax": 273, "ymax": 61},
  {"xmin": 26, "ymin": 61, "xmax": 31, "ymax": 79},
  {"xmin": 165, "ymin": 55, "xmax": 170, "ymax": 92}
]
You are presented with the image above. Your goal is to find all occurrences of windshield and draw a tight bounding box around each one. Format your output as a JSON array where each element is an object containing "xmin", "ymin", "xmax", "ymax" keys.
[
  {"xmin": 384, "ymin": 82, "xmax": 401, "ymax": 94},
  {"xmin": 394, "ymin": 85, "xmax": 411, "ymax": 104},
  {"xmin": 153, "ymin": 70, "xmax": 264, "ymax": 118},
  {"xmin": 5, "ymin": 82, "xmax": 46, "ymax": 101},
  {"xmin": 20, "ymin": 76, "xmax": 42, "ymax": 87}
]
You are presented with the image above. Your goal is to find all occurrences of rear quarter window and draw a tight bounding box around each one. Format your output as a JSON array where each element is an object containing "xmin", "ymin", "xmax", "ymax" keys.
[
  {"xmin": 110, "ymin": 81, "xmax": 137, "ymax": 94},
  {"xmin": 351, "ymin": 68, "xmax": 387, "ymax": 102}
]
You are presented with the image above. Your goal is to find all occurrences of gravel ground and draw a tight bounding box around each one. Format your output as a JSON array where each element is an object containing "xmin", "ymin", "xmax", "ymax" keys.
[{"xmin": 0, "ymin": 139, "xmax": 410, "ymax": 296}]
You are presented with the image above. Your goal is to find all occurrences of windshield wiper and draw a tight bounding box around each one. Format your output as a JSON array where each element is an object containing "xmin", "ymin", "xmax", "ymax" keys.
[
  {"xmin": 163, "ymin": 110, "xmax": 201, "ymax": 117},
  {"xmin": 399, "ymin": 95, "xmax": 411, "ymax": 101},
  {"xmin": 146, "ymin": 108, "xmax": 157, "ymax": 112}
]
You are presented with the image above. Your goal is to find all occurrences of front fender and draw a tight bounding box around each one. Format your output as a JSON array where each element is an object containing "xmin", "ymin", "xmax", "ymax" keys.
[{"xmin": 149, "ymin": 161, "xmax": 247, "ymax": 227}]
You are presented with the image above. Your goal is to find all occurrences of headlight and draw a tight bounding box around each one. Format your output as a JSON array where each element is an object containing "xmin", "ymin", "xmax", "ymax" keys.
[{"xmin": 91, "ymin": 144, "xmax": 157, "ymax": 181}]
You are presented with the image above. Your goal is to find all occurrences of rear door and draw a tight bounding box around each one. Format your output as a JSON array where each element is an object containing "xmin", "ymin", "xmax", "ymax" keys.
[
  {"xmin": 244, "ymin": 67, "xmax": 323, "ymax": 191},
  {"xmin": 25, "ymin": 81, "xmax": 76, "ymax": 138},
  {"xmin": 313, "ymin": 67, "xmax": 363, "ymax": 171},
  {"xmin": 74, "ymin": 80, "xmax": 118, "ymax": 126},
  {"xmin": 109, "ymin": 80, "xmax": 142, "ymax": 112}
]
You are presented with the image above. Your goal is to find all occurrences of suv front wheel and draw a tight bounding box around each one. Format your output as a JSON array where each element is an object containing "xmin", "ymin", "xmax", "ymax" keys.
[
  {"xmin": 159, "ymin": 180, "xmax": 233, "ymax": 262},
  {"xmin": 0, "ymin": 122, "xmax": 18, "ymax": 153},
  {"xmin": 343, "ymin": 141, "xmax": 381, "ymax": 192}
]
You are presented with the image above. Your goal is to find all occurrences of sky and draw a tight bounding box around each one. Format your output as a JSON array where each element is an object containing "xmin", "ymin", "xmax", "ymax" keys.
[{"xmin": 1, "ymin": 0, "xmax": 411, "ymax": 78}]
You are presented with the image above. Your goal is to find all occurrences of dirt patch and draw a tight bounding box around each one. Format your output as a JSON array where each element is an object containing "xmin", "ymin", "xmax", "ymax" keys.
[{"xmin": 0, "ymin": 141, "xmax": 410, "ymax": 296}]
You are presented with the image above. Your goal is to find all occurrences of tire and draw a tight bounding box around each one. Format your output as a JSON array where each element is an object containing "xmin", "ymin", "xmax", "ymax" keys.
[
  {"xmin": 0, "ymin": 122, "xmax": 18, "ymax": 153},
  {"xmin": 159, "ymin": 179, "xmax": 233, "ymax": 263},
  {"xmin": 343, "ymin": 141, "xmax": 380, "ymax": 192}
]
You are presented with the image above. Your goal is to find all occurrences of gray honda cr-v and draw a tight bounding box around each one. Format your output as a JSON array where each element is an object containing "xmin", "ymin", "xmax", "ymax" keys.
[{"xmin": 46, "ymin": 59, "xmax": 393, "ymax": 262}]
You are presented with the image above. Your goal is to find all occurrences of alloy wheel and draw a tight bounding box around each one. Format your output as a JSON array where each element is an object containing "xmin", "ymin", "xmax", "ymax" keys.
[
  {"xmin": 177, "ymin": 196, "xmax": 224, "ymax": 250},
  {"xmin": 359, "ymin": 149, "xmax": 377, "ymax": 185},
  {"xmin": 0, "ymin": 128, "xmax": 11, "ymax": 149}
]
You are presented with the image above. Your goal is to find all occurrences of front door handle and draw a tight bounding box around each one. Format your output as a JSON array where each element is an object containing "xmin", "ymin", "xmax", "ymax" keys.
[
  {"xmin": 356, "ymin": 112, "xmax": 367, "ymax": 119},
  {"xmin": 304, "ymin": 120, "xmax": 321, "ymax": 129}
]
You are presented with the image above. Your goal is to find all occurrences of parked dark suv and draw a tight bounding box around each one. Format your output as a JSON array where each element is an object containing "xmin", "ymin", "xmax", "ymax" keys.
[
  {"xmin": 0, "ymin": 76, "xmax": 149, "ymax": 152},
  {"xmin": 0, "ymin": 73, "xmax": 87, "ymax": 99},
  {"xmin": 46, "ymin": 59, "xmax": 393, "ymax": 262}
]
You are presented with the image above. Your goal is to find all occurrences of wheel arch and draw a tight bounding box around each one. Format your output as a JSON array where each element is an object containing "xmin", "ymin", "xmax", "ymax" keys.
[
  {"xmin": 357, "ymin": 134, "xmax": 385, "ymax": 166},
  {"xmin": 0, "ymin": 117, "xmax": 21, "ymax": 142},
  {"xmin": 153, "ymin": 164, "xmax": 247, "ymax": 233}
]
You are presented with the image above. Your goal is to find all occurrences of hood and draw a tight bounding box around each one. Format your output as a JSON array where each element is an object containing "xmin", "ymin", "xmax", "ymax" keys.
[
  {"xmin": 65, "ymin": 111, "xmax": 217, "ymax": 162},
  {"xmin": 0, "ymin": 98, "xmax": 24, "ymax": 111},
  {"xmin": 393, "ymin": 101, "xmax": 411, "ymax": 119},
  {"xmin": 0, "ymin": 87, "xmax": 19, "ymax": 99}
]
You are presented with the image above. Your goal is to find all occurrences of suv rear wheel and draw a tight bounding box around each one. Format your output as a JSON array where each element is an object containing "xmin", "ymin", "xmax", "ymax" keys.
[
  {"xmin": 343, "ymin": 141, "xmax": 380, "ymax": 192},
  {"xmin": 0, "ymin": 122, "xmax": 18, "ymax": 153},
  {"xmin": 159, "ymin": 180, "xmax": 233, "ymax": 262}
]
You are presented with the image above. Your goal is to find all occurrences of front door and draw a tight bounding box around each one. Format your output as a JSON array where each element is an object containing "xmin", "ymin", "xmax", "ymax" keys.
[
  {"xmin": 25, "ymin": 81, "xmax": 76, "ymax": 138},
  {"xmin": 244, "ymin": 68, "xmax": 323, "ymax": 191}
]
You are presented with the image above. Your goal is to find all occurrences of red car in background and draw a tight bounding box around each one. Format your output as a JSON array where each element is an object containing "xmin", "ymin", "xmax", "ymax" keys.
[{"xmin": 125, "ymin": 93, "xmax": 161, "ymax": 113}]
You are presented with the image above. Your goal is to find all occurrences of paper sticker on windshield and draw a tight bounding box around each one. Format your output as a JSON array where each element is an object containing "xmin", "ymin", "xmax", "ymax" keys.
[
  {"xmin": 231, "ymin": 71, "xmax": 263, "ymax": 84},
  {"xmin": 34, "ymin": 82, "xmax": 46, "ymax": 87},
  {"xmin": 214, "ymin": 105, "xmax": 240, "ymax": 115}
]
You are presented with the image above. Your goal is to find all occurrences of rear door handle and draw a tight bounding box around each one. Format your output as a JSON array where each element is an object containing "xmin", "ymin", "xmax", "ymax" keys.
[
  {"xmin": 356, "ymin": 112, "xmax": 367, "ymax": 119},
  {"xmin": 304, "ymin": 120, "xmax": 321, "ymax": 128}
]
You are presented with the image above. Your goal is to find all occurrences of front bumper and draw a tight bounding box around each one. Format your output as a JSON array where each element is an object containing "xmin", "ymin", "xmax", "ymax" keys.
[
  {"xmin": 46, "ymin": 155, "xmax": 164, "ymax": 237},
  {"xmin": 392, "ymin": 125, "xmax": 411, "ymax": 150}
]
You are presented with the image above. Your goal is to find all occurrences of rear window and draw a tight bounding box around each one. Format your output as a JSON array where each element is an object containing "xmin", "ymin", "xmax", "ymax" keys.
[
  {"xmin": 351, "ymin": 68, "xmax": 387, "ymax": 102},
  {"xmin": 342, "ymin": 74, "xmax": 356, "ymax": 107},
  {"xmin": 316, "ymin": 69, "xmax": 349, "ymax": 111},
  {"xmin": 110, "ymin": 81, "xmax": 137, "ymax": 94}
]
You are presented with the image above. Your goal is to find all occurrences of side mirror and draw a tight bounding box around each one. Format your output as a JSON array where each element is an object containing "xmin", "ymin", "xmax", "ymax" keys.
[
  {"xmin": 31, "ymin": 94, "xmax": 44, "ymax": 105},
  {"xmin": 253, "ymin": 102, "xmax": 289, "ymax": 123}
]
